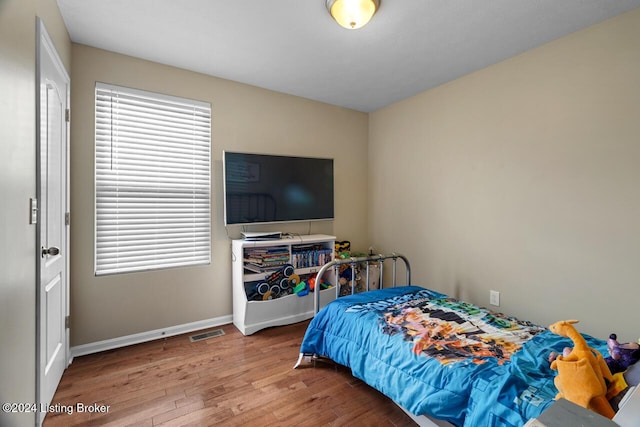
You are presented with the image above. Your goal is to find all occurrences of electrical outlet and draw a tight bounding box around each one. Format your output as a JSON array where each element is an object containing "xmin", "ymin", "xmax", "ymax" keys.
[{"xmin": 490, "ymin": 290, "xmax": 500, "ymax": 306}]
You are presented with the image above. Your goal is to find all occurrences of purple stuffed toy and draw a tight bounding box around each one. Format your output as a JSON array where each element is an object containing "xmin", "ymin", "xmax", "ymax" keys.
[{"xmin": 605, "ymin": 333, "xmax": 640, "ymax": 374}]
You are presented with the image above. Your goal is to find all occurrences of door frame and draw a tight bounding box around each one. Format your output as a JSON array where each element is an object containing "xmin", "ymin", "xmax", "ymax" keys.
[{"xmin": 35, "ymin": 17, "xmax": 70, "ymax": 426}]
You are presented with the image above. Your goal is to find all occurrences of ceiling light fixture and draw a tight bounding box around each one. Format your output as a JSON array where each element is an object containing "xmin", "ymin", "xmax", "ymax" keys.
[{"xmin": 326, "ymin": 0, "xmax": 380, "ymax": 30}]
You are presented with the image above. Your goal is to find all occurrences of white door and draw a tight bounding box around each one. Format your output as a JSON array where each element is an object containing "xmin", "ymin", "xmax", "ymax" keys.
[{"xmin": 37, "ymin": 19, "xmax": 70, "ymax": 424}]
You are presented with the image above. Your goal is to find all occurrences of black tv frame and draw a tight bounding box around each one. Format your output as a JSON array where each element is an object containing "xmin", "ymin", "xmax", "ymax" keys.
[{"xmin": 223, "ymin": 151, "xmax": 335, "ymax": 226}]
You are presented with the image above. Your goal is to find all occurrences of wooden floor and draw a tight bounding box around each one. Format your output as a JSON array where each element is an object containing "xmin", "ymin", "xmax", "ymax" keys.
[{"xmin": 43, "ymin": 321, "xmax": 416, "ymax": 426}]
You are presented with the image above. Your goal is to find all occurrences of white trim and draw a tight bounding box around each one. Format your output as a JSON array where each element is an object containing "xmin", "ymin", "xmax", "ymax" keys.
[
  {"xmin": 36, "ymin": 17, "xmax": 71, "ymax": 427},
  {"xmin": 96, "ymin": 81, "xmax": 210, "ymax": 109},
  {"xmin": 70, "ymin": 316, "xmax": 233, "ymax": 359}
]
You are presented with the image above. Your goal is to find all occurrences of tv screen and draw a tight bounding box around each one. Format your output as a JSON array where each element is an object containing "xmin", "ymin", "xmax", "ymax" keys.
[{"xmin": 223, "ymin": 151, "xmax": 334, "ymax": 226}]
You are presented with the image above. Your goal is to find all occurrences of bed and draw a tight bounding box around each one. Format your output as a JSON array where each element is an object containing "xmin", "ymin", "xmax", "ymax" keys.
[{"xmin": 294, "ymin": 253, "xmax": 610, "ymax": 427}]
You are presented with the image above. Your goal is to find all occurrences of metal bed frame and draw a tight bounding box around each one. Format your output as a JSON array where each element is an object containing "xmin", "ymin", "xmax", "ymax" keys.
[{"xmin": 294, "ymin": 252, "xmax": 411, "ymax": 369}]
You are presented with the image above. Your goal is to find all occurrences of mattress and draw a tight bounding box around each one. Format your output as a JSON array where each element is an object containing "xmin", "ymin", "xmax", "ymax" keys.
[{"xmin": 299, "ymin": 286, "xmax": 608, "ymax": 427}]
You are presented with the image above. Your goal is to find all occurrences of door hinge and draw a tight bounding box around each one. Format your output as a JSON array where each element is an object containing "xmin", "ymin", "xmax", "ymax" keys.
[
  {"xmin": 65, "ymin": 212, "xmax": 70, "ymax": 226},
  {"xmin": 65, "ymin": 316, "xmax": 70, "ymax": 329},
  {"xmin": 65, "ymin": 108, "xmax": 70, "ymax": 123}
]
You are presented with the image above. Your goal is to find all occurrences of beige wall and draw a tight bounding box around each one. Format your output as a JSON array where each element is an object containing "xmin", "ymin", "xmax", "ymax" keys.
[
  {"xmin": 0, "ymin": 0, "xmax": 70, "ymax": 425},
  {"xmin": 369, "ymin": 8, "xmax": 640, "ymax": 342},
  {"xmin": 70, "ymin": 45, "xmax": 369, "ymax": 345}
]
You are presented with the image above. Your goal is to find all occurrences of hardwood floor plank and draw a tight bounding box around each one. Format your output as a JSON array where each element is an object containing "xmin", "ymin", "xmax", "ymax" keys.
[
  {"xmin": 154, "ymin": 405, "xmax": 236, "ymax": 427},
  {"xmin": 151, "ymin": 400, "xmax": 205, "ymax": 426},
  {"xmin": 43, "ymin": 321, "xmax": 417, "ymax": 426}
]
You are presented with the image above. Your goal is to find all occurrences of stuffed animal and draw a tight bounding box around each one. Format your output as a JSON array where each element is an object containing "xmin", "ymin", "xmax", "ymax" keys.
[
  {"xmin": 549, "ymin": 319, "xmax": 615, "ymax": 419},
  {"xmin": 338, "ymin": 265, "xmax": 354, "ymax": 296},
  {"xmin": 605, "ymin": 333, "xmax": 640, "ymax": 374},
  {"xmin": 335, "ymin": 240, "xmax": 351, "ymax": 259}
]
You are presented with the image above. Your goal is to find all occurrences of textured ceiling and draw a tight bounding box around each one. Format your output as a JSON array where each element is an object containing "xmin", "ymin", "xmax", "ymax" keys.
[{"xmin": 57, "ymin": 0, "xmax": 640, "ymax": 112}]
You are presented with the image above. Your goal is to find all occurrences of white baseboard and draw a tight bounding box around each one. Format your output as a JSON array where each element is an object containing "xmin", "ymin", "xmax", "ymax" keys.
[{"xmin": 70, "ymin": 315, "xmax": 233, "ymax": 359}]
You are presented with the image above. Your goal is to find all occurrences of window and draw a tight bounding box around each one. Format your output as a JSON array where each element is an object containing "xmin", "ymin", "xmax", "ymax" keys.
[{"xmin": 95, "ymin": 83, "xmax": 211, "ymax": 275}]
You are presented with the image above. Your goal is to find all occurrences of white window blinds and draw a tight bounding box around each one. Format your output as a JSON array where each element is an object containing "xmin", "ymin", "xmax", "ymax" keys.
[{"xmin": 95, "ymin": 83, "xmax": 211, "ymax": 275}]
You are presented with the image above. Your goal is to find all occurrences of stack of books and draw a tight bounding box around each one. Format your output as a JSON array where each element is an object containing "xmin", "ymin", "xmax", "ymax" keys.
[
  {"xmin": 291, "ymin": 244, "xmax": 333, "ymax": 269},
  {"xmin": 243, "ymin": 246, "xmax": 290, "ymax": 273}
]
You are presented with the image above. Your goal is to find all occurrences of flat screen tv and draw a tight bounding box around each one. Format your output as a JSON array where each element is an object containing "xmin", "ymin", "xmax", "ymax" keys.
[{"xmin": 223, "ymin": 151, "xmax": 334, "ymax": 226}]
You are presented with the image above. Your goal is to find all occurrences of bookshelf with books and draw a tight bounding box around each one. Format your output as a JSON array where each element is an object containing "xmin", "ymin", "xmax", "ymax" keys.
[{"xmin": 231, "ymin": 234, "xmax": 336, "ymax": 335}]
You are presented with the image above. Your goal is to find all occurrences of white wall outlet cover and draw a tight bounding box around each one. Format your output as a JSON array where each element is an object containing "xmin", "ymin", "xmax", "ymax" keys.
[{"xmin": 490, "ymin": 290, "xmax": 500, "ymax": 306}]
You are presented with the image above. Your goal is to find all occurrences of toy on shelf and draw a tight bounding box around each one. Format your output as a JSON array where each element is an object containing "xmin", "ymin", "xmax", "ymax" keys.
[
  {"xmin": 293, "ymin": 281, "xmax": 309, "ymax": 297},
  {"xmin": 549, "ymin": 319, "xmax": 615, "ymax": 419},
  {"xmin": 246, "ymin": 264, "xmax": 301, "ymax": 301},
  {"xmin": 293, "ymin": 276, "xmax": 331, "ymax": 297},
  {"xmin": 605, "ymin": 333, "xmax": 640, "ymax": 374},
  {"xmin": 334, "ymin": 240, "xmax": 351, "ymax": 259}
]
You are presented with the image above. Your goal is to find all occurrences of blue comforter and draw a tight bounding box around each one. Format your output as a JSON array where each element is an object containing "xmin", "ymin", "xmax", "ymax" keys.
[{"xmin": 299, "ymin": 286, "xmax": 608, "ymax": 427}]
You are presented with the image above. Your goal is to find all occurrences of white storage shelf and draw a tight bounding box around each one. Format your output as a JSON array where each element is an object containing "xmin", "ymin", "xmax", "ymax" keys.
[{"xmin": 232, "ymin": 234, "xmax": 336, "ymax": 335}]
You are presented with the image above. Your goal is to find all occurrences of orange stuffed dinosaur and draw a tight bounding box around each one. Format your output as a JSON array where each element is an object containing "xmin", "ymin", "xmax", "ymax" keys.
[{"xmin": 549, "ymin": 319, "xmax": 615, "ymax": 419}]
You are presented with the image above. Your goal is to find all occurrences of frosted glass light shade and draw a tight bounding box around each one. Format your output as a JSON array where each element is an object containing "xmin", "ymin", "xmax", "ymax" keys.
[{"xmin": 326, "ymin": 0, "xmax": 379, "ymax": 30}]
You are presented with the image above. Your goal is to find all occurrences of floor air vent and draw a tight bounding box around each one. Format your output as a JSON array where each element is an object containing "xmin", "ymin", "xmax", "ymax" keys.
[{"xmin": 189, "ymin": 329, "xmax": 225, "ymax": 343}]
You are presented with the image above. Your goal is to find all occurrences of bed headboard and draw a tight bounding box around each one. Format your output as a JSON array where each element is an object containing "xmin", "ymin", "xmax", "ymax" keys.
[{"xmin": 313, "ymin": 253, "xmax": 411, "ymax": 314}]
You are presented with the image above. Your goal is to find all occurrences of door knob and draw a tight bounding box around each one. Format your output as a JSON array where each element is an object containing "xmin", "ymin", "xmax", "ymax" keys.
[{"xmin": 42, "ymin": 246, "xmax": 60, "ymax": 257}]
